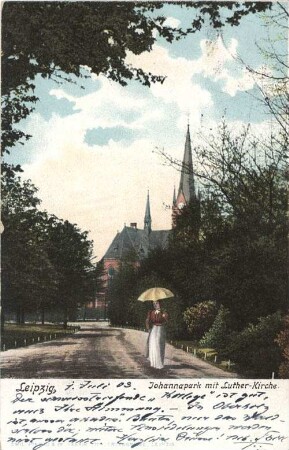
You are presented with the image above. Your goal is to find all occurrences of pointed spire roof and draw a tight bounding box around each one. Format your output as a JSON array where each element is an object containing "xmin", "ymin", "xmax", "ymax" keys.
[
  {"xmin": 173, "ymin": 185, "xmax": 176, "ymax": 205},
  {"xmin": 178, "ymin": 124, "xmax": 195, "ymax": 203},
  {"xmin": 144, "ymin": 190, "xmax": 152, "ymax": 233}
]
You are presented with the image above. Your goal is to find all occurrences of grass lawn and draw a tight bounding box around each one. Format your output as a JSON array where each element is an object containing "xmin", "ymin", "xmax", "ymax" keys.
[
  {"xmin": 169, "ymin": 339, "xmax": 235, "ymax": 373},
  {"xmin": 1, "ymin": 323, "xmax": 79, "ymax": 351}
]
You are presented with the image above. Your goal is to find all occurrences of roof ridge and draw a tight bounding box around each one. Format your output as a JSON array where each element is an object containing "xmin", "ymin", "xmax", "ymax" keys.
[
  {"xmin": 125, "ymin": 225, "xmax": 138, "ymax": 251},
  {"xmin": 119, "ymin": 226, "xmax": 127, "ymax": 256}
]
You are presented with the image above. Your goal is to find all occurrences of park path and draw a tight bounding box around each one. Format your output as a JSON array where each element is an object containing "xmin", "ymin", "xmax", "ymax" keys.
[{"xmin": 1, "ymin": 322, "xmax": 236, "ymax": 378}]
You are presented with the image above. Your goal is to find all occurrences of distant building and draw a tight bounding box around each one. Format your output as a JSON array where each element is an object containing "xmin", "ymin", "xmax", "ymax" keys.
[{"xmin": 91, "ymin": 125, "xmax": 200, "ymax": 319}]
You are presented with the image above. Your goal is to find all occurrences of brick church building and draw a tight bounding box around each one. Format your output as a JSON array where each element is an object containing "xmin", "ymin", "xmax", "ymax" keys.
[{"xmin": 91, "ymin": 125, "xmax": 200, "ymax": 319}]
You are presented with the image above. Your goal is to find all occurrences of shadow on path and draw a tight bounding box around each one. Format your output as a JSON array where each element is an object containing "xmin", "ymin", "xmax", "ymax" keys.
[{"xmin": 1, "ymin": 322, "xmax": 237, "ymax": 379}]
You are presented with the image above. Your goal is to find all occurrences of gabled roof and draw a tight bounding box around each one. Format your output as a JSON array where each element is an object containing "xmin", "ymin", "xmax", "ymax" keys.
[{"xmin": 104, "ymin": 226, "xmax": 171, "ymax": 260}]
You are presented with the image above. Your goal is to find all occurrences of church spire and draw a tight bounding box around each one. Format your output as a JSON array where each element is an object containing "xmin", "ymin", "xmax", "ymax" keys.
[
  {"xmin": 144, "ymin": 190, "xmax": 152, "ymax": 233},
  {"xmin": 173, "ymin": 185, "xmax": 176, "ymax": 205},
  {"xmin": 178, "ymin": 124, "xmax": 195, "ymax": 203}
]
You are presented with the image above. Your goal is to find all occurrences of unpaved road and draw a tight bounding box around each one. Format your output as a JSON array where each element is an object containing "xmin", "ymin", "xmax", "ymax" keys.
[{"xmin": 1, "ymin": 322, "xmax": 236, "ymax": 378}]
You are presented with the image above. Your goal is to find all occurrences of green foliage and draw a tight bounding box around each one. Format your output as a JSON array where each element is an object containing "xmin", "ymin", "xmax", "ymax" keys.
[
  {"xmin": 172, "ymin": 197, "xmax": 201, "ymax": 246},
  {"xmin": 137, "ymin": 253, "xmax": 187, "ymax": 339},
  {"xmin": 108, "ymin": 126, "xmax": 287, "ymax": 361},
  {"xmin": 1, "ymin": 2, "xmax": 177, "ymax": 154},
  {"xmin": 183, "ymin": 301, "xmax": 218, "ymax": 340},
  {"xmin": 108, "ymin": 262, "xmax": 139, "ymax": 327},
  {"xmin": 108, "ymin": 259, "xmax": 186, "ymax": 339},
  {"xmin": 166, "ymin": 299, "xmax": 186, "ymax": 340},
  {"xmin": 107, "ymin": 124, "xmax": 287, "ymax": 377},
  {"xmin": 1, "ymin": 171, "xmax": 97, "ymax": 326},
  {"xmin": 199, "ymin": 305, "xmax": 231, "ymax": 350},
  {"xmin": 1, "ymin": 2, "xmax": 271, "ymax": 155},
  {"xmin": 226, "ymin": 312, "xmax": 283, "ymax": 378},
  {"xmin": 275, "ymin": 313, "xmax": 289, "ymax": 378},
  {"xmin": 2, "ymin": 87, "xmax": 37, "ymax": 153},
  {"xmin": 197, "ymin": 124, "xmax": 287, "ymax": 328},
  {"xmin": 189, "ymin": 2, "xmax": 271, "ymax": 30},
  {"xmin": 1, "ymin": 324, "xmax": 76, "ymax": 350},
  {"xmin": 206, "ymin": 233, "xmax": 288, "ymax": 329},
  {"xmin": 46, "ymin": 218, "xmax": 96, "ymax": 324}
]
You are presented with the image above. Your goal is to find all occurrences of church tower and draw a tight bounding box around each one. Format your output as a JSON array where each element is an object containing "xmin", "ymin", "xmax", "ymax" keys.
[
  {"xmin": 172, "ymin": 124, "xmax": 199, "ymax": 226},
  {"xmin": 144, "ymin": 190, "xmax": 152, "ymax": 233}
]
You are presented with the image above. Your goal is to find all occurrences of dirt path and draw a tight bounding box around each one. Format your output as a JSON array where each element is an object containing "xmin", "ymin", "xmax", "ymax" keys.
[{"xmin": 1, "ymin": 322, "xmax": 237, "ymax": 378}]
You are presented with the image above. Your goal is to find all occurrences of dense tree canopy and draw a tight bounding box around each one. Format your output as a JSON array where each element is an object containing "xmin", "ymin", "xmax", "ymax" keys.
[{"xmin": 1, "ymin": 171, "xmax": 97, "ymax": 327}]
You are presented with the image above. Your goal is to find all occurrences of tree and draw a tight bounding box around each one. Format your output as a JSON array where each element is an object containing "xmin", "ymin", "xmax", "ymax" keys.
[
  {"xmin": 1, "ymin": 2, "xmax": 174, "ymax": 154},
  {"xmin": 1, "ymin": 173, "xmax": 58, "ymax": 325},
  {"xmin": 159, "ymin": 122, "xmax": 288, "ymax": 326},
  {"xmin": 1, "ymin": 170, "xmax": 97, "ymax": 328},
  {"xmin": 172, "ymin": 197, "xmax": 201, "ymax": 246},
  {"xmin": 46, "ymin": 218, "xmax": 96, "ymax": 328},
  {"xmin": 199, "ymin": 305, "xmax": 231, "ymax": 350},
  {"xmin": 237, "ymin": 3, "xmax": 289, "ymax": 134},
  {"xmin": 2, "ymin": 1, "xmax": 272, "ymax": 154},
  {"xmin": 108, "ymin": 261, "xmax": 139, "ymax": 327}
]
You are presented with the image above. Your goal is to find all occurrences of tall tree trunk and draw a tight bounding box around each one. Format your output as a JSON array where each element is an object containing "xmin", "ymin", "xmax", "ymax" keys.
[
  {"xmin": 63, "ymin": 304, "xmax": 68, "ymax": 329},
  {"xmin": 20, "ymin": 307, "xmax": 25, "ymax": 324},
  {"xmin": 16, "ymin": 304, "xmax": 21, "ymax": 325},
  {"xmin": 41, "ymin": 307, "xmax": 45, "ymax": 325},
  {"xmin": 1, "ymin": 308, "xmax": 5, "ymax": 334}
]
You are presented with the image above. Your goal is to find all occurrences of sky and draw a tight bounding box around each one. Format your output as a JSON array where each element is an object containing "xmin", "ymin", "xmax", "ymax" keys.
[{"xmin": 5, "ymin": 3, "xmax": 286, "ymax": 260}]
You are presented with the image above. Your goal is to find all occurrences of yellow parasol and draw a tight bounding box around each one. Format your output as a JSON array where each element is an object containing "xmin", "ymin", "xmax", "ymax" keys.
[{"xmin": 137, "ymin": 287, "xmax": 174, "ymax": 302}]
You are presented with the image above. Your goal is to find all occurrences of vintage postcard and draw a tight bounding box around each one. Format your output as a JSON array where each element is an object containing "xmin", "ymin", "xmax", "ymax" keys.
[{"xmin": 1, "ymin": 1, "xmax": 289, "ymax": 449}]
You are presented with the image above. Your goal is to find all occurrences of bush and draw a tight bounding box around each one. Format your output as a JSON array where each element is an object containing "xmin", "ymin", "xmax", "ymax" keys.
[
  {"xmin": 199, "ymin": 305, "xmax": 231, "ymax": 351},
  {"xmin": 183, "ymin": 301, "xmax": 217, "ymax": 340},
  {"xmin": 226, "ymin": 311, "xmax": 283, "ymax": 378},
  {"xmin": 275, "ymin": 312, "xmax": 289, "ymax": 378}
]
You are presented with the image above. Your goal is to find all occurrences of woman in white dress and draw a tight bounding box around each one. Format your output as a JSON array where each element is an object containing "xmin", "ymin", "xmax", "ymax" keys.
[{"xmin": 145, "ymin": 301, "xmax": 168, "ymax": 369}]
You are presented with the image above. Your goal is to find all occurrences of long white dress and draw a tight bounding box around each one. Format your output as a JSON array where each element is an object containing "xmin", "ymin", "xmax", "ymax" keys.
[
  {"xmin": 147, "ymin": 310, "xmax": 167, "ymax": 369},
  {"xmin": 148, "ymin": 324, "xmax": 166, "ymax": 369}
]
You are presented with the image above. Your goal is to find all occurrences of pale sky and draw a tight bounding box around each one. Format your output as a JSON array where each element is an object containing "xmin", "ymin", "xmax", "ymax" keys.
[{"xmin": 5, "ymin": 3, "xmax": 286, "ymax": 260}]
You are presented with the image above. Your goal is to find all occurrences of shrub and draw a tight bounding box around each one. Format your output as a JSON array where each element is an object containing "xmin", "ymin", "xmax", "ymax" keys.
[
  {"xmin": 183, "ymin": 301, "xmax": 217, "ymax": 340},
  {"xmin": 199, "ymin": 304, "xmax": 231, "ymax": 350},
  {"xmin": 275, "ymin": 313, "xmax": 289, "ymax": 378},
  {"xmin": 226, "ymin": 311, "xmax": 283, "ymax": 378}
]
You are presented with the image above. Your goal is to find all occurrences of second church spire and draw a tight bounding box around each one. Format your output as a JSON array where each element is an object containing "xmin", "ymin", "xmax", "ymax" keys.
[{"xmin": 144, "ymin": 190, "xmax": 152, "ymax": 233}]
